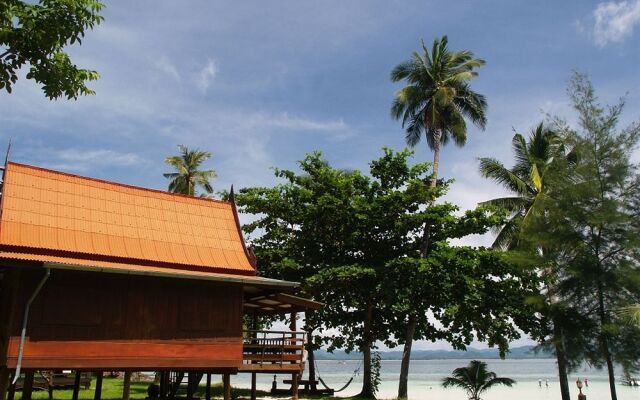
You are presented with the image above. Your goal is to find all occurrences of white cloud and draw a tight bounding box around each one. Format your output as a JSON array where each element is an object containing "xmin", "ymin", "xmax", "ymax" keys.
[
  {"xmin": 154, "ymin": 55, "xmax": 181, "ymax": 81},
  {"xmin": 54, "ymin": 149, "xmax": 145, "ymax": 171},
  {"xmin": 197, "ymin": 59, "xmax": 218, "ymax": 92},
  {"xmin": 265, "ymin": 113, "xmax": 348, "ymax": 132},
  {"xmin": 592, "ymin": 0, "xmax": 640, "ymax": 46}
]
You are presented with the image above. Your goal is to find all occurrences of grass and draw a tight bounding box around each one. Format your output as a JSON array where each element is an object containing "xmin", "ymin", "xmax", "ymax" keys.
[{"xmin": 12, "ymin": 376, "xmax": 291, "ymax": 400}]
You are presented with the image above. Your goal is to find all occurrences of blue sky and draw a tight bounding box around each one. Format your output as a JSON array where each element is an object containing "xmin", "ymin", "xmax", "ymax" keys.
[{"xmin": 1, "ymin": 0, "xmax": 639, "ymax": 349}]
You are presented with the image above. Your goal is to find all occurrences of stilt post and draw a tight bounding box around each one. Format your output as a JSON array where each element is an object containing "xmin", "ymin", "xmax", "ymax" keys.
[
  {"xmin": 251, "ymin": 312, "xmax": 258, "ymax": 400},
  {"xmin": 186, "ymin": 373, "xmax": 194, "ymax": 400},
  {"xmin": 291, "ymin": 373, "xmax": 299, "ymax": 400},
  {"xmin": 94, "ymin": 371, "xmax": 103, "ymax": 400},
  {"xmin": 289, "ymin": 313, "xmax": 298, "ymax": 397},
  {"xmin": 223, "ymin": 373, "xmax": 231, "ymax": 400},
  {"xmin": 122, "ymin": 371, "xmax": 132, "ymax": 400},
  {"xmin": 0, "ymin": 369, "xmax": 10, "ymax": 400},
  {"xmin": 251, "ymin": 373, "xmax": 257, "ymax": 400},
  {"xmin": 6, "ymin": 378, "xmax": 14, "ymax": 400},
  {"xmin": 0, "ymin": 271, "xmax": 21, "ymax": 400},
  {"xmin": 205, "ymin": 373, "xmax": 211, "ymax": 400},
  {"xmin": 22, "ymin": 370, "xmax": 34, "ymax": 400},
  {"xmin": 72, "ymin": 370, "xmax": 81, "ymax": 400}
]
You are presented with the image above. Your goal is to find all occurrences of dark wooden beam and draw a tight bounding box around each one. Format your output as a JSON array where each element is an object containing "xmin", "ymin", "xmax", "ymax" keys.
[
  {"xmin": 159, "ymin": 372, "xmax": 167, "ymax": 399},
  {"xmin": 0, "ymin": 270, "xmax": 21, "ymax": 400},
  {"xmin": 22, "ymin": 371, "xmax": 34, "ymax": 400},
  {"xmin": 0, "ymin": 369, "xmax": 10, "ymax": 400},
  {"xmin": 291, "ymin": 374, "xmax": 299, "ymax": 400},
  {"xmin": 186, "ymin": 373, "xmax": 194, "ymax": 400},
  {"xmin": 223, "ymin": 373, "xmax": 231, "ymax": 400},
  {"xmin": 205, "ymin": 373, "xmax": 211, "ymax": 400},
  {"xmin": 251, "ymin": 373, "xmax": 257, "ymax": 400},
  {"xmin": 93, "ymin": 372, "xmax": 103, "ymax": 400},
  {"xmin": 122, "ymin": 371, "xmax": 131, "ymax": 400},
  {"xmin": 72, "ymin": 371, "xmax": 81, "ymax": 400},
  {"xmin": 6, "ymin": 379, "xmax": 15, "ymax": 400}
]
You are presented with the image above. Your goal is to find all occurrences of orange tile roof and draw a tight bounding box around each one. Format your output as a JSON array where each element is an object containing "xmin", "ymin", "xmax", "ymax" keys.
[{"xmin": 0, "ymin": 162, "xmax": 256, "ymax": 276}]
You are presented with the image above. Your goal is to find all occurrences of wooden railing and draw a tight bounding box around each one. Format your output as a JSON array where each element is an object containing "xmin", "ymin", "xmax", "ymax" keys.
[{"xmin": 242, "ymin": 330, "xmax": 306, "ymax": 370}]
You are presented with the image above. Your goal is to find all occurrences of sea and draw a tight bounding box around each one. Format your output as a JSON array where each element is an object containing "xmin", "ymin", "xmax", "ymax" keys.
[{"xmin": 226, "ymin": 359, "xmax": 640, "ymax": 400}]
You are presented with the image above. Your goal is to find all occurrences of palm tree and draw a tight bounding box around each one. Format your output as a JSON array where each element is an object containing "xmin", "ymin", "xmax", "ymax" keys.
[
  {"xmin": 478, "ymin": 123, "xmax": 562, "ymax": 249},
  {"xmin": 390, "ymin": 36, "xmax": 487, "ymax": 399},
  {"xmin": 164, "ymin": 145, "xmax": 217, "ymax": 196},
  {"xmin": 391, "ymin": 36, "xmax": 487, "ymax": 188},
  {"xmin": 442, "ymin": 360, "xmax": 515, "ymax": 400},
  {"xmin": 478, "ymin": 123, "xmax": 575, "ymax": 400}
]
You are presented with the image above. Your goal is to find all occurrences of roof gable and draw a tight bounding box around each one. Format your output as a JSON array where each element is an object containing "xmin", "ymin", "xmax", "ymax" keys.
[{"xmin": 0, "ymin": 162, "xmax": 256, "ymax": 275}]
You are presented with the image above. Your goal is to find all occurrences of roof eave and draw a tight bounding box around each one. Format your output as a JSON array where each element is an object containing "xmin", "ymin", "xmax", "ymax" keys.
[{"xmin": 42, "ymin": 261, "xmax": 299, "ymax": 290}]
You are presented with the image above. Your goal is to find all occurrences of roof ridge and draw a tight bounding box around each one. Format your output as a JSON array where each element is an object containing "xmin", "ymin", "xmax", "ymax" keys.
[{"xmin": 7, "ymin": 161, "xmax": 231, "ymax": 206}]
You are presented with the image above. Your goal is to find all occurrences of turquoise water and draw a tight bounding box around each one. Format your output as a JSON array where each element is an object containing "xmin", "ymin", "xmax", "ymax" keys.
[{"xmin": 226, "ymin": 359, "xmax": 640, "ymax": 400}]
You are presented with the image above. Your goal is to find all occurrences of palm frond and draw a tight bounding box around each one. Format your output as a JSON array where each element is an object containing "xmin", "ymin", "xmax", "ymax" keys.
[{"xmin": 478, "ymin": 158, "xmax": 534, "ymax": 196}]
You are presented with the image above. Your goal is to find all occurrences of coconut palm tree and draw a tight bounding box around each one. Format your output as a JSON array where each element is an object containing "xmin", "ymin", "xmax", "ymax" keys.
[
  {"xmin": 390, "ymin": 36, "xmax": 487, "ymax": 399},
  {"xmin": 478, "ymin": 123, "xmax": 564, "ymax": 249},
  {"xmin": 164, "ymin": 145, "xmax": 217, "ymax": 196},
  {"xmin": 442, "ymin": 360, "xmax": 515, "ymax": 400},
  {"xmin": 479, "ymin": 123, "xmax": 577, "ymax": 400},
  {"xmin": 391, "ymin": 35, "xmax": 487, "ymax": 188}
]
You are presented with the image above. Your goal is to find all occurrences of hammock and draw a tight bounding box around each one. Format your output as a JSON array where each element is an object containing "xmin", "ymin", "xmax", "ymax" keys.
[{"xmin": 315, "ymin": 359, "xmax": 362, "ymax": 393}]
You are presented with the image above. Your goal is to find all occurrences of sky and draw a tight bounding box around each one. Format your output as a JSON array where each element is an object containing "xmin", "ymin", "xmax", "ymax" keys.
[{"xmin": 1, "ymin": 0, "xmax": 640, "ymax": 350}]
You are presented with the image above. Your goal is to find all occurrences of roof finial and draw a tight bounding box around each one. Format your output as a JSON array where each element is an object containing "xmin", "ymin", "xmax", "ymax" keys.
[
  {"xmin": 4, "ymin": 138, "xmax": 12, "ymax": 166},
  {"xmin": 229, "ymin": 184, "xmax": 235, "ymax": 202}
]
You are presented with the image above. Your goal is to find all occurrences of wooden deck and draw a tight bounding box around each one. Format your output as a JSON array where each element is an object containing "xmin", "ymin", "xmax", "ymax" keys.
[{"xmin": 240, "ymin": 330, "xmax": 306, "ymax": 373}]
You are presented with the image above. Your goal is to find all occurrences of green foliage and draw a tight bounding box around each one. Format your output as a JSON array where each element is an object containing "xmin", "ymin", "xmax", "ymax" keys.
[
  {"xmin": 442, "ymin": 360, "xmax": 515, "ymax": 400},
  {"xmin": 383, "ymin": 247, "xmax": 540, "ymax": 355},
  {"xmin": 478, "ymin": 123, "xmax": 570, "ymax": 249},
  {"xmin": 163, "ymin": 145, "xmax": 217, "ymax": 196},
  {"xmin": 543, "ymin": 72, "xmax": 640, "ymax": 385},
  {"xmin": 390, "ymin": 36, "xmax": 487, "ymax": 182},
  {"xmin": 370, "ymin": 352, "xmax": 381, "ymax": 396},
  {"xmin": 237, "ymin": 148, "xmax": 540, "ymax": 398},
  {"xmin": 0, "ymin": 0, "xmax": 104, "ymax": 99},
  {"xmin": 495, "ymin": 72, "xmax": 640, "ymax": 399},
  {"xmin": 620, "ymin": 305, "xmax": 640, "ymax": 326}
]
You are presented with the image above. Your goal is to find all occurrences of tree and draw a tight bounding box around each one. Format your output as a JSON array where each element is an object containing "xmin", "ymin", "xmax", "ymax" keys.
[
  {"xmin": 236, "ymin": 151, "xmax": 373, "ymax": 395},
  {"xmin": 164, "ymin": 145, "xmax": 217, "ymax": 196},
  {"xmin": 442, "ymin": 360, "xmax": 515, "ymax": 400},
  {"xmin": 0, "ymin": 0, "xmax": 104, "ymax": 99},
  {"xmin": 390, "ymin": 36, "xmax": 487, "ymax": 398},
  {"xmin": 478, "ymin": 122, "xmax": 581, "ymax": 400},
  {"xmin": 391, "ymin": 35, "xmax": 487, "ymax": 188},
  {"xmin": 237, "ymin": 149, "xmax": 540, "ymax": 399},
  {"xmin": 478, "ymin": 123, "xmax": 567, "ymax": 249},
  {"xmin": 239, "ymin": 148, "xmax": 435, "ymax": 398},
  {"xmin": 543, "ymin": 72, "xmax": 640, "ymax": 400}
]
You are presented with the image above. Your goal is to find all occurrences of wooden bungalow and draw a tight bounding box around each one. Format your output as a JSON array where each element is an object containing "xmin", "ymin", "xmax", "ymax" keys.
[{"xmin": 0, "ymin": 162, "xmax": 322, "ymax": 400}]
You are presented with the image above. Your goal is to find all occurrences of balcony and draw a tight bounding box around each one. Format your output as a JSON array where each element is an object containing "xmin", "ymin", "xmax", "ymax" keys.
[{"xmin": 240, "ymin": 330, "xmax": 306, "ymax": 373}]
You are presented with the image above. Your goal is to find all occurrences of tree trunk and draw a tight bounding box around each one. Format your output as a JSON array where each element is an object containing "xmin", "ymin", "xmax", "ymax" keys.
[
  {"xmin": 430, "ymin": 132, "xmax": 442, "ymax": 188},
  {"xmin": 307, "ymin": 331, "xmax": 317, "ymax": 392},
  {"xmin": 398, "ymin": 317, "xmax": 416, "ymax": 398},
  {"xmin": 605, "ymin": 350, "xmax": 617, "ymax": 400},
  {"xmin": 359, "ymin": 303, "xmax": 375, "ymax": 398},
  {"xmin": 597, "ymin": 282, "xmax": 617, "ymax": 400},
  {"xmin": 553, "ymin": 321, "xmax": 571, "ymax": 400},
  {"xmin": 419, "ymin": 130, "xmax": 442, "ymax": 257}
]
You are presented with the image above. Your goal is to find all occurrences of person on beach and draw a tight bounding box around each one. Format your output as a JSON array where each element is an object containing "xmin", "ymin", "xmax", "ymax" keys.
[
  {"xmin": 539, "ymin": 379, "xmax": 542, "ymax": 388},
  {"xmin": 585, "ymin": 378, "xmax": 589, "ymax": 387},
  {"xmin": 545, "ymin": 379, "xmax": 549, "ymax": 388}
]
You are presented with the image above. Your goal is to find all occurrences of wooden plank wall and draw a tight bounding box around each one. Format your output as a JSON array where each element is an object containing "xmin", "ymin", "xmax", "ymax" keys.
[{"xmin": 3, "ymin": 268, "xmax": 244, "ymax": 370}]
